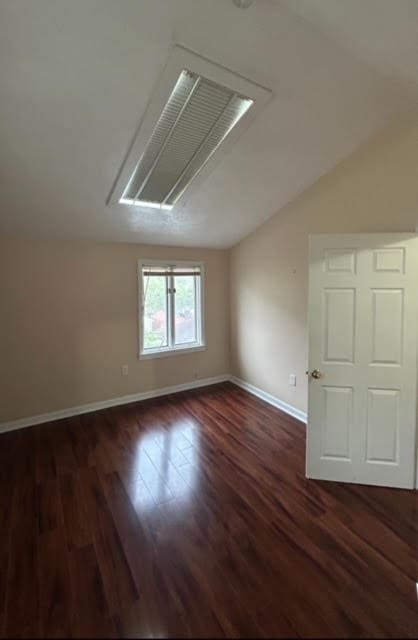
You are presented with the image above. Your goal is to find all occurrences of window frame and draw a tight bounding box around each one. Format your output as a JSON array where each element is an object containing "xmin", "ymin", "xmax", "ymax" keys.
[{"xmin": 138, "ymin": 259, "xmax": 206, "ymax": 360}]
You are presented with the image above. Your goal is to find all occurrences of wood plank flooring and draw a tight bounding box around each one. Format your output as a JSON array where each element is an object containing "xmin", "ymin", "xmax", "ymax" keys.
[{"xmin": 1, "ymin": 381, "xmax": 418, "ymax": 638}]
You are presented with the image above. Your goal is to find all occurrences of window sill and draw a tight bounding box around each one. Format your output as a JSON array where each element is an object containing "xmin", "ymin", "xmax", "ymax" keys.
[{"xmin": 139, "ymin": 344, "xmax": 207, "ymax": 360}]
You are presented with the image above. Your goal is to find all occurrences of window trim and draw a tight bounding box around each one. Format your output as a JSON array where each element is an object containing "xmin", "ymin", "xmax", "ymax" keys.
[{"xmin": 138, "ymin": 259, "xmax": 206, "ymax": 360}]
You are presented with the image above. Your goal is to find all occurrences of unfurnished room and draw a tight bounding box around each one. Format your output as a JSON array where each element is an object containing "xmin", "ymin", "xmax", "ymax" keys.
[{"xmin": 1, "ymin": 0, "xmax": 418, "ymax": 638}]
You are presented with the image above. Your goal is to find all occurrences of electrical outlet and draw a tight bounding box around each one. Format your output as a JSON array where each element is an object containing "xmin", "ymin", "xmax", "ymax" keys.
[
  {"xmin": 121, "ymin": 364, "xmax": 129, "ymax": 376},
  {"xmin": 289, "ymin": 374, "xmax": 296, "ymax": 387}
]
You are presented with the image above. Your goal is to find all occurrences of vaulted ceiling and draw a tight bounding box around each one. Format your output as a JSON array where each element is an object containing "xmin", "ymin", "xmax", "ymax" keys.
[{"xmin": 1, "ymin": 0, "xmax": 417, "ymax": 248}]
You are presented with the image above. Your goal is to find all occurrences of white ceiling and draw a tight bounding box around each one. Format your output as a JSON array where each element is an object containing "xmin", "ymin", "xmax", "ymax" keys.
[
  {"xmin": 283, "ymin": 0, "xmax": 418, "ymax": 89},
  {"xmin": 0, "ymin": 0, "xmax": 417, "ymax": 248}
]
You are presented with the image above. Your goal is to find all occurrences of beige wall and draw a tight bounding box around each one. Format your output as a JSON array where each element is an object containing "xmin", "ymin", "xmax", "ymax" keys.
[
  {"xmin": 0, "ymin": 237, "xmax": 229, "ymax": 422},
  {"xmin": 3, "ymin": 112, "xmax": 418, "ymax": 424},
  {"xmin": 230, "ymin": 112, "xmax": 418, "ymax": 414}
]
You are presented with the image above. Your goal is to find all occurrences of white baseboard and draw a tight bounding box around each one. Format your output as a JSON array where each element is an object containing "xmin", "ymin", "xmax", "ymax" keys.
[
  {"xmin": 0, "ymin": 374, "xmax": 230, "ymax": 434},
  {"xmin": 0, "ymin": 373, "xmax": 306, "ymax": 435},
  {"xmin": 230, "ymin": 376, "xmax": 307, "ymax": 424}
]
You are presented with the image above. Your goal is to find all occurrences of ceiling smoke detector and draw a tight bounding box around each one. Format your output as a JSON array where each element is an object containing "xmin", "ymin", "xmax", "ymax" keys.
[{"xmin": 233, "ymin": 0, "xmax": 253, "ymax": 8}]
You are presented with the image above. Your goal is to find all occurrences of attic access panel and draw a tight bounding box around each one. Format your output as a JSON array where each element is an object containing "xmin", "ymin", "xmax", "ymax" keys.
[{"xmin": 109, "ymin": 46, "xmax": 271, "ymax": 211}]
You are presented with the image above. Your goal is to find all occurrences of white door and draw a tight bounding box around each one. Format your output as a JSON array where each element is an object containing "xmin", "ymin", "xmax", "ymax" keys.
[{"xmin": 307, "ymin": 234, "xmax": 418, "ymax": 489}]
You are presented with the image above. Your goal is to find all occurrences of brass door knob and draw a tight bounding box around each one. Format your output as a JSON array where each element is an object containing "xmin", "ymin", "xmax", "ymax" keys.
[{"xmin": 311, "ymin": 369, "xmax": 321, "ymax": 379}]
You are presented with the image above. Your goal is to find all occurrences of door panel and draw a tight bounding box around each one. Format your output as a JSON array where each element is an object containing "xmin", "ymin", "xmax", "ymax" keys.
[
  {"xmin": 366, "ymin": 388, "xmax": 399, "ymax": 464},
  {"xmin": 307, "ymin": 234, "xmax": 418, "ymax": 489},
  {"xmin": 324, "ymin": 248, "xmax": 357, "ymax": 273},
  {"xmin": 371, "ymin": 289, "xmax": 403, "ymax": 365},
  {"xmin": 323, "ymin": 288, "xmax": 355, "ymax": 363},
  {"xmin": 321, "ymin": 386, "xmax": 353, "ymax": 460},
  {"xmin": 372, "ymin": 248, "xmax": 405, "ymax": 273}
]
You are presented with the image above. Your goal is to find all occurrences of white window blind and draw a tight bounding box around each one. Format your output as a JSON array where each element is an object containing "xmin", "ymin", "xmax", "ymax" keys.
[{"xmin": 142, "ymin": 265, "xmax": 202, "ymax": 277}]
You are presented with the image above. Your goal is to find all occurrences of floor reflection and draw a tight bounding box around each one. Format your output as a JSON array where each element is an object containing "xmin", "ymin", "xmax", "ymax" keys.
[{"xmin": 130, "ymin": 420, "xmax": 199, "ymax": 511}]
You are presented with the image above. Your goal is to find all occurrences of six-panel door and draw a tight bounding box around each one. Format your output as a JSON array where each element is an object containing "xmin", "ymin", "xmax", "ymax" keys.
[{"xmin": 307, "ymin": 234, "xmax": 418, "ymax": 489}]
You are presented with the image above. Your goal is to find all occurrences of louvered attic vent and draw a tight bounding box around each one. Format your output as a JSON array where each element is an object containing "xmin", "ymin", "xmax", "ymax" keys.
[
  {"xmin": 108, "ymin": 47, "xmax": 271, "ymax": 211},
  {"xmin": 120, "ymin": 70, "xmax": 253, "ymax": 210}
]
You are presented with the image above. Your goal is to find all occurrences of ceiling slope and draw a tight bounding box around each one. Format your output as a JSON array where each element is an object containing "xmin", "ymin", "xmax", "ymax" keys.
[
  {"xmin": 0, "ymin": 0, "xmax": 417, "ymax": 247},
  {"xmin": 283, "ymin": 0, "xmax": 418, "ymax": 90}
]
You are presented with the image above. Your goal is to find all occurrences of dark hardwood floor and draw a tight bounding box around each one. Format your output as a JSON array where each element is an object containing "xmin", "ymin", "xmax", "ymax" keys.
[{"xmin": 1, "ymin": 381, "xmax": 418, "ymax": 638}]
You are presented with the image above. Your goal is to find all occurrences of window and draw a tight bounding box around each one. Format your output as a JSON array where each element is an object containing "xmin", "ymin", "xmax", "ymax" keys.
[{"xmin": 139, "ymin": 261, "xmax": 205, "ymax": 358}]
